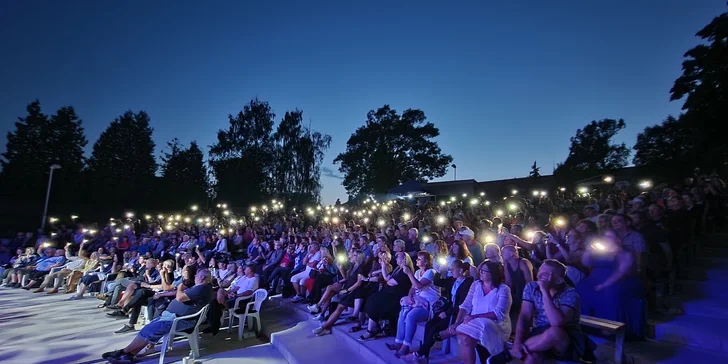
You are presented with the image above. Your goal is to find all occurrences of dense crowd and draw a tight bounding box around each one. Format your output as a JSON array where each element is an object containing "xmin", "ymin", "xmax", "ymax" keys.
[{"xmin": 0, "ymin": 171, "xmax": 725, "ymax": 364}]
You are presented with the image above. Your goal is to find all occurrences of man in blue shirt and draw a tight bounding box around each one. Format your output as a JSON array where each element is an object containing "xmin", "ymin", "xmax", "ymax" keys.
[
  {"xmin": 21, "ymin": 248, "xmax": 66, "ymax": 289},
  {"xmin": 102, "ymin": 269, "xmax": 213, "ymax": 363}
]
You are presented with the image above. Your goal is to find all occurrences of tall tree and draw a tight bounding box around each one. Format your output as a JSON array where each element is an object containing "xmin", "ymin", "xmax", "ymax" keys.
[
  {"xmin": 273, "ymin": 111, "xmax": 332, "ymax": 205},
  {"xmin": 209, "ymin": 99, "xmax": 276, "ymax": 208},
  {"xmin": 87, "ymin": 111, "xmax": 157, "ymax": 210},
  {"xmin": 0, "ymin": 100, "xmax": 52, "ymax": 199},
  {"xmin": 0, "ymin": 101, "xmax": 87, "ymax": 207},
  {"xmin": 670, "ymin": 5, "xmax": 728, "ymax": 168},
  {"xmin": 555, "ymin": 118, "xmax": 630, "ymax": 175},
  {"xmin": 159, "ymin": 139, "xmax": 210, "ymax": 210},
  {"xmin": 334, "ymin": 105, "xmax": 452, "ymax": 197},
  {"xmin": 633, "ymin": 115, "xmax": 693, "ymax": 168},
  {"xmin": 529, "ymin": 161, "xmax": 541, "ymax": 178}
]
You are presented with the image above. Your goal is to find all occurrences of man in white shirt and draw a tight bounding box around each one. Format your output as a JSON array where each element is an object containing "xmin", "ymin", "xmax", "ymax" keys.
[{"xmin": 223, "ymin": 265, "xmax": 259, "ymax": 311}]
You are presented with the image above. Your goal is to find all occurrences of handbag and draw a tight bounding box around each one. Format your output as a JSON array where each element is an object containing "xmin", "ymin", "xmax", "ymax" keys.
[{"xmin": 431, "ymin": 296, "xmax": 451, "ymax": 316}]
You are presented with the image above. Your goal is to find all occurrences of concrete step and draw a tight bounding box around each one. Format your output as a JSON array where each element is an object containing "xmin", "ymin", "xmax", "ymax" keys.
[
  {"xmin": 621, "ymin": 340, "xmax": 728, "ymax": 364},
  {"xmin": 675, "ymin": 279, "xmax": 728, "ymax": 300},
  {"xmin": 680, "ymin": 298, "xmax": 728, "ymax": 320},
  {"xmin": 652, "ymin": 315, "xmax": 728, "ymax": 354},
  {"xmin": 270, "ymin": 319, "xmax": 373, "ymax": 364},
  {"xmin": 194, "ymin": 343, "xmax": 289, "ymax": 364}
]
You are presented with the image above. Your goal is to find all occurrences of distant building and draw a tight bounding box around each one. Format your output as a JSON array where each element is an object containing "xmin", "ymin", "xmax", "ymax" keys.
[{"xmin": 387, "ymin": 166, "xmax": 655, "ymax": 200}]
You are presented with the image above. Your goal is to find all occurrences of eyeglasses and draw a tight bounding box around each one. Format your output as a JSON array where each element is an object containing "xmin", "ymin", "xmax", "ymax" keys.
[{"xmin": 479, "ymin": 268, "xmax": 491, "ymax": 274}]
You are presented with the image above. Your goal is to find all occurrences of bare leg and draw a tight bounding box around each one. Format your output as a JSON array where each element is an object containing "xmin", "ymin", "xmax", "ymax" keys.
[
  {"xmin": 121, "ymin": 335, "xmax": 151, "ymax": 355},
  {"xmin": 457, "ymin": 333, "xmax": 477, "ymax": 364},
  {"xmin": 292, "ymin": 282, "xmax": 300, "ymax": 296},
  {"xmin": 524, "ymin": 326, "xmax": 569, "ymax": 354},
  {"xmin": 119, "ymin": 283, "xmax": 137, "ymax": 307},
  {"xmin": 322, "ymin": 305, "xmax": 347, "ymax": 330}
]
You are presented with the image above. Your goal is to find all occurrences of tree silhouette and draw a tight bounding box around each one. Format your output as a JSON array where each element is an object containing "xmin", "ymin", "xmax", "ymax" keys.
[
  {"xmin": 87, "ymin": 111, "xmax": 157, "ymax": 211},
  {"xmin": 209, "ymin": 99, "xmax": 276, "ymax": 208},
  {"xmin": 334, "ymin": 105, "xmax": 452, "ymax": 197},
  {"xmin": 633, "ymin": 115, "xmax": 693, "ymax": 170},
  {"xmin": 159, "ymin": 139, "xmax": 211, "ymax": 210},
  {"xmin": 0, "ymin": 101, "xmax": 87, "ymax": 208},
  {"xmin": 529, "ymin": 161, "xmax": 541, "ymax": 178},
  {"xmin": 555, "ymin": 119, "xmax": 630, "ymax": 175},
  {"xmin": 670, "ymin": 5, "xmax": 728, "ymax": 167}
]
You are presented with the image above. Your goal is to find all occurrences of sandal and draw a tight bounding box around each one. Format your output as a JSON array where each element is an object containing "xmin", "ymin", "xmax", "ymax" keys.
[
  {"xmin": 358, "ymin": 329, "xmax": 380, "ymax": 341},
  {"xmin": 349, "ymin": 325, "xmax": 363, "ymax": 333},
  {"xmin": 97, "ymin": 303, "xmax": 107, "ymax": 309}
]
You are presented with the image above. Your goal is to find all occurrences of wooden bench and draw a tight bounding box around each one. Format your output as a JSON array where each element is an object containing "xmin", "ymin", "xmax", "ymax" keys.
[
  {"xmin": 579, "ymin": 315, "xmax": 626, "ymax": 364},
  {"xmin": 430, "ymin": 315, "xmax": 626, "ymax": 364}
]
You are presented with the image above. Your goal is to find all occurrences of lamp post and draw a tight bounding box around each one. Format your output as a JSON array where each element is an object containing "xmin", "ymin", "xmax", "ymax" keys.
[
  {"xmin": 41, "ymin": 164, "xmax": 61, "ymax": 230},
  {"xmin": 452, "ymin": 164, "xmax": 457, "ymax": 181}
]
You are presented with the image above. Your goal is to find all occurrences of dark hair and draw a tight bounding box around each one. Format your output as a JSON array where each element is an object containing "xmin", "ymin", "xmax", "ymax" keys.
[
  {"xmin": 576, "ymin": 219, "xmax": 598, "ymax": 233},
  {"xmin": 450, "ymin": 239, "xmax": 472, "ymax": 260},
  {"xmin": 478, "ymin": 259, "xmax": 504, "ymax": 287},
  {"xmin": 541, "ymin": 259, "xmax": 567, "ymax": 278}
]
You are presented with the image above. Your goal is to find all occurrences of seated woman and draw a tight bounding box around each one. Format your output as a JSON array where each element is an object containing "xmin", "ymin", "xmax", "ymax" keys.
[
  {"xmin": 358, "ymin": 251, "xmax": 414, "ymax": 341},
  {"xmin": 453, "ymin": 259, "xmax": 512, "ymax": 364},
  {"xmin": 69, "ymin": 253, "xmax": 116, "ymax": 300},
  {"xmin": 445, "ymin": 240, "xmax": 474, "ymax": 276},
  {"xmin": 2, "ymin": 247, "xmax": 38, "ymax": 287},
  {"xmin": 308, "ymin": 248, "xmax": 365, "ymax": 316},
  {"xmin": 387, "ymin": 251, "xmax": 441, "ymax": 357},
  {"xmin": 402, "ymin": 259, "xmax": 474, "ymax": 364},
  {"xmin": 304, "ymin": 246, "xmax": 339, "ymax": 304},
  {"xmin": 431, "ymin": 239, "xmax": 450, "ymax": 274},
  {"xmin": 335, "ymin": 249, "xmax": 392, "ymax": 331},
  {"xmin": 112, "ymin": 259, "xmax": 176, "ymax": 333},
  {"xmin": 311, "ymin": 249, "xmax": 370, "ymax": 334}
]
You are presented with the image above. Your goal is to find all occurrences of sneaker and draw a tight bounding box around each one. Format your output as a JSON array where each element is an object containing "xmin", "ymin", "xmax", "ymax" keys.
[
  {"xmin": 107, "ymin": 304, "xmax": 122, "ymax": 310},
  {"xmin": 291, "ymin": 295, "xmax": 305, "ymax": 302},
  {"xmin": 315, "ymin": 327, "xmax": 331, "ymax": 336},
  {"xmin": 115, "ymin": 325, "xmax": 136, "ymax": 334},
  {"xmin": 33, "ymin": 288, "xmax": 44, "ymax": 293},
  {"xmin": 312, "ymin": 313, "xmax": 323, "ymax": 321},
  {"xmin": 106, "ymin": 352, "xmax": 136, "ymax": 364},
  {"xmin": 102, "ymin": 349, "xmax": 124, "ymax": 359},
  {"xmin": 307, "ymin": 304, "xmax": 320, "ymax": 313},
  {"xmin": 107, "ymin": 310, "xmax": 128, "ymax": 318}
]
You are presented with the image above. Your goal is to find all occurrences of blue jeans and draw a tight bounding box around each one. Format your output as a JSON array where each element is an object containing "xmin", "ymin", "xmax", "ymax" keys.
[
  {"xmin": 138, "ymin": 313, "xmax": 195, "ymax": 343},
  {"xmin": 395, "ymin": 307, "xmax": 429, "ymax": 346}
]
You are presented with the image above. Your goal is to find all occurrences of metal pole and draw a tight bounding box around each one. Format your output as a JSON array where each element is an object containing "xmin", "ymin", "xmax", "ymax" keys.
[
  {"xmin": 454, "ymin": 167, "xmax": 457, "ymax": 181},
  {"xmin": 41, "ymin": 167, "xmax": 55, "ymax": 231}
]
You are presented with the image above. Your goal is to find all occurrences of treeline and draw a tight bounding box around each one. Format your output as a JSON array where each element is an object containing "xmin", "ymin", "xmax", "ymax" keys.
[{"xmin": 0, "ymin": 99, "xmax": 331, "ymax": 230}]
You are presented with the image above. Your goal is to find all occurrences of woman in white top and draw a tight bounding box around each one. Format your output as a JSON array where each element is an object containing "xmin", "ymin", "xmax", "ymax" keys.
[
  {"xmin": 452, "ymin": 259, "xmax": 512, "ymax": 364},
  {"xmin": 387, "ymin": 251, "xmax": 441, "ymax": 357}
]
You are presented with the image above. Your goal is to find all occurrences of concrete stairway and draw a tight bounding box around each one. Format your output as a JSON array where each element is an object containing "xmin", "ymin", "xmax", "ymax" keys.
[
  {"xmin": 258, "ymin": 235, "xmax": 728, "ymax": 364},
  {"xmin": 647, "ymin": 235, "xmax": 728, "ymax": 362}
]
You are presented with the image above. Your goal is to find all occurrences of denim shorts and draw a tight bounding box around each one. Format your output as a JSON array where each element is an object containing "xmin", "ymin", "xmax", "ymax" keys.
[{"xmin": 138, "ymin": 315, "xmax": 195, "ymax": 343}]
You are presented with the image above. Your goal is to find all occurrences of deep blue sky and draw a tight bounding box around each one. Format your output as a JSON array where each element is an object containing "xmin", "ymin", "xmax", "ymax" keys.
[{"xmin": 1, "ymin": 1, "xmax": 725, "ymax": 204}]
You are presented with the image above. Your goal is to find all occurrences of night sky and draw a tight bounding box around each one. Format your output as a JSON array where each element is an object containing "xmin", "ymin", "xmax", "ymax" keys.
[{"xmin": 1, "ymin": 1, "xmax": 724, "ymax": 204}]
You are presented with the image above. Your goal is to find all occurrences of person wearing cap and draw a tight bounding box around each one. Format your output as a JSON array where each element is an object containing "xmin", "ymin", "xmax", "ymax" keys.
[
  {"xmin": 630, "ymin": 197, "xmax": 646, "ymax": 212},
  {"xmin": 457, "ymin": 228, "xmax": 483, "ymax": 266}
]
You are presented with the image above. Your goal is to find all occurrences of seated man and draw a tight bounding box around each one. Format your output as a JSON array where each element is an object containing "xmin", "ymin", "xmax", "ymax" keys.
[
  {"xmin": 102, "ymin": 269, "xmax": 214, "ymax": 364},
  {"xmin": 21, "ymin": 248, "xmax": 67, "ymax": 289},
  {"xmin": 494, "ymin": 259, "xmax": 593, "ymax": 364},
  {"xmin": 105, "ymin": 258, "xmax": 159, "ymax": 308},
  {"xmin": 218, "ymin": 264, "xmax": 259, "ymax": 311},
  {"xmin": 33, "ymin": 248, "xmax": 86, "ymax": 293}
]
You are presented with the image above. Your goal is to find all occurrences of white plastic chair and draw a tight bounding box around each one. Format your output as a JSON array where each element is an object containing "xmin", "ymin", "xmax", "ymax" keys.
[
  {"xmin": 227, "ymin": 288, "xmax": 267, "ymax": 340},
  {"xmin": 158, "ymin": 304, "xmax": 210, "ymax": 364}
]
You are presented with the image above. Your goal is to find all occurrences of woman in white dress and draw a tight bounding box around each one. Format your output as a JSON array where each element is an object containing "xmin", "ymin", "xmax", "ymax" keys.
[{"xmin": 452, "ymin": 259, "xmax": 512, "ymax": 364}]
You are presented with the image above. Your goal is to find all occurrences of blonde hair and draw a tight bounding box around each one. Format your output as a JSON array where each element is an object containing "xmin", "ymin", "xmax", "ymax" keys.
[
  {"xmin": 320, "ymin": 247, "xmax": 333, "ymax": 262},
  {"xmin": 399, "ymin": 251, "xmax": 415, "ymax": 272}
]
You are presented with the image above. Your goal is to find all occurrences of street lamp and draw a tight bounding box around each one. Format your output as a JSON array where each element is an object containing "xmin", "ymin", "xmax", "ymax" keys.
[
  {"xmin": 41, "ymin": 164, "xmax": 61, "ymax": 230},
  {"xmin": 451, "ymin": 164, "xmax": 457, "ymax": 181}
]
